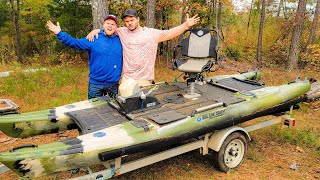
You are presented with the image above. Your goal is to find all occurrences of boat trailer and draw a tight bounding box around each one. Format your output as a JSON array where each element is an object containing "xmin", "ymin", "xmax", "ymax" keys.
[
  {"xmin": 0, "ymin": 109, "xmax": 297, "ymax": 178},
  {"xmin": 65, "ymin": 110, "xmax": 297, "ymax": 180}
]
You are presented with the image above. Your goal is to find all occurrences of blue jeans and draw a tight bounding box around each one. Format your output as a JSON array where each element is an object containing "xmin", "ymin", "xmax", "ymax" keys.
[{"xmin": 88, "ymin": 82, "xmax": 118, "ymax": 99}]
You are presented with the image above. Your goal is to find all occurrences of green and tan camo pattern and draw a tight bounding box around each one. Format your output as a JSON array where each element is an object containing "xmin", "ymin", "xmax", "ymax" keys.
[{"xmin": 0, "ymin": 98, "xmax": 108, "ymax": 137}]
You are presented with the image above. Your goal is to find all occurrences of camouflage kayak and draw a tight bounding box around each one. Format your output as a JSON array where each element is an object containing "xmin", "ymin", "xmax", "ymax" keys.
[
  {"xmin": 0, "ymin": 97, "xmax": 109, "ymax": 138},
  {"xmin": 0, "ymin": 71, "xmax": 311, "ymax": 178},
  {"xmin": 0, "ymin": 71, "xmax": 258, "ymax": 138}
]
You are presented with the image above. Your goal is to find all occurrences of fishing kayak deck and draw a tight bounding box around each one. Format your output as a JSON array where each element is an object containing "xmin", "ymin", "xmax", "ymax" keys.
[{"xmin": 67, "ymin": 77, "xmax": 264, "ymax": 134}]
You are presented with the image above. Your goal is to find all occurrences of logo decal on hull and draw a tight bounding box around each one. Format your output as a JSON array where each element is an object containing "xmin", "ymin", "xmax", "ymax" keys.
[
  {"xmin": 94, "ymin": 132, "xmax": 106, "ymax": 137},
  {"xmin": 196, "ymin": 109, "xmax": 226, "ymax": 123},
  {"xmin": 196, "ymin": 117, "xmax": 203, "ymax": 123}
]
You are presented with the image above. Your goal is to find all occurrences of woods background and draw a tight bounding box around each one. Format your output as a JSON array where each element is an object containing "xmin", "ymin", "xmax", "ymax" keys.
[
  {"xmin": 1, "ymin": 1, "xmax": 320, "ymax": 179},
  {"xmin": 0, "ymin": 0, "xmax": 320, "ymax": 71}
]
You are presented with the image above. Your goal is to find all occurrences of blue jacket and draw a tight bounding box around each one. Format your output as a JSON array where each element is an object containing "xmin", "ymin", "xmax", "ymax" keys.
[{"xmin": 57, "ymin": 30, "xmax": 123, "ymax": 85}]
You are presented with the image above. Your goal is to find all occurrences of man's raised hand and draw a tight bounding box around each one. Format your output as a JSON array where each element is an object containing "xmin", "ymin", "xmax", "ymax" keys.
[
  {"xmin": 46, "ymin": 20, "xmax": 61, "ymax": 35},
  {"xmin": 185, "ymin": 14, "xmax": 200, "ymax": 29}
]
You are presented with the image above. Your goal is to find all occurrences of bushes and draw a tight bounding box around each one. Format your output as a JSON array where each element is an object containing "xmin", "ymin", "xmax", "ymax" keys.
[
  {"xmin": 225, "ymin": 45, "xmax": 243, "ymax": 61},
  {"xmin": 300, "ymin": 44, "xmax": 320, "ymax": 70}
]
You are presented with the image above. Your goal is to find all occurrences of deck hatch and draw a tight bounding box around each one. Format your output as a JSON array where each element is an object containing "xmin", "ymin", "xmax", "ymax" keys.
[
  {"xmin": 213, "ymin": 77, "xmax": 264, "ymax": 91},
  {"xmin": 148, "ymin": 110, "xmax": 187, "ymax": 124},
  {"xmin": 66, "ymin": 105, "xmax": 128, "ymax": 134}
]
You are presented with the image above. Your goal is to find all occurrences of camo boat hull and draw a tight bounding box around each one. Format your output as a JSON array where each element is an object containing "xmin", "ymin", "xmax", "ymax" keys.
[{"xmin": 0, "ymin": 98, "xmax": 109, "ymax": 138}]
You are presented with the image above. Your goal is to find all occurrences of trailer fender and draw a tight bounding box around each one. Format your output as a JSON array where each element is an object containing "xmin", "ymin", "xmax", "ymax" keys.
[{"xmin": 207, "ymin": 126, "xmax": 251, "ymax": 152}]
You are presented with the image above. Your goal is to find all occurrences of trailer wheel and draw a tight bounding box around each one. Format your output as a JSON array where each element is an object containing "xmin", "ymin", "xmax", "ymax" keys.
[{"xmin": 213, "ymin": 132, "xmax": 247, "ymax": 172}]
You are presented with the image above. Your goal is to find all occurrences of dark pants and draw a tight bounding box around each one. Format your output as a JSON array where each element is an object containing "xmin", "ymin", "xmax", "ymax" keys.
[{"xmin": 88, "ymin": 82, "xmax": 118, "ymax": 99}]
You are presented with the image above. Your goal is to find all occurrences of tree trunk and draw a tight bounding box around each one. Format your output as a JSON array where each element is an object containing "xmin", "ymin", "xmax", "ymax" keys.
[
  {"xmin": 207, "ymin": 1, "xmax": 214, "ymax": 28},
  {"xmin": 286, "ymin": 0, "xmax": 306, "ymax": 70},
  {"xmin": 91, "ymin": 0, "xmax": 108, "ymax": 29},
  {"xmin": 217, "ymin": 1, "xmax": 223, "ymax": 38},
  {"xmin": 246, "ymin": 0, "xmax": 254, "ymax": 38},
  {"xmin": 175, "ymin": 0, "xmax": 187, "ymax": 59},
  {"xmin": 9, "ymin": 0, "xmax": 22, "ymax": 63},
  {"xmin": 303, "ymin": 0, "xmax": 320, "ymax": 53},
  {"xmin": 283, "ymin": 0, "xmax": 288, "ymax": 19},
  {"xmin": 277, "ymin": 0, "xmax": 283, "ymax": 17},
  {"xmin": 146, "ymin": 0, "xmax": 156, "ymax": 28},
  {"xmin": 131, "ymin": 0, "xmax": 136, "ymax": 9},
  {"xmin": 257, "ymin": 0, "xmax": 266, "ymax": 69}
]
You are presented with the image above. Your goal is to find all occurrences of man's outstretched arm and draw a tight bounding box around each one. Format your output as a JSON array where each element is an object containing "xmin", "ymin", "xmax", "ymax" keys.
[
  {"xmin": 158, "ymin": 14, "xmax": 200, "ymax": 42},
  {"xmin": 47, "ymin": 20, "xmax": 91, "ymax": 50}
]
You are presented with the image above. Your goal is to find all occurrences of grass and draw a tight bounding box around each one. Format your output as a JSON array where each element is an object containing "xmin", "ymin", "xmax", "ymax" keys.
[
  {"xmin": 0, "ymin": 65, "xmax": 88, "ymax": 111},
  {"xmin": 246, "ymin": 142, "xmax": 266, "ymax": 162},
  {"xmin": 268, "ymin": 126, "xmax": 320, "ymax": 149}
]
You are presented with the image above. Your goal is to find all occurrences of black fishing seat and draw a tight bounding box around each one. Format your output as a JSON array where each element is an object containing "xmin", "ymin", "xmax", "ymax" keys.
[
  {"xmin": 172, "ymin": 28, "xmax": 218, "ymax": 74},
  {"xmin": 171, "ymin": 28, "xmax": 219, "ymax": 98}
]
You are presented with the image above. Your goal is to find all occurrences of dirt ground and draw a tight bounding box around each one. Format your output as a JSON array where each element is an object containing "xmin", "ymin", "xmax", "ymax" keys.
[{"xmin": 0, "ymin": 60, "xmax": 319, "ymax": 180}]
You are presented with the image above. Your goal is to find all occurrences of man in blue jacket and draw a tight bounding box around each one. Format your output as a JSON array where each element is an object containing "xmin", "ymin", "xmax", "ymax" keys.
[{"xmin": 47, "ymin": 14, "xmax": 122, "ymax": 99}]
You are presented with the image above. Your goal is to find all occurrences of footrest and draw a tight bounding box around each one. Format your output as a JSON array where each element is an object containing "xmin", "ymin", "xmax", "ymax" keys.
[
  {"xmin": 66, "ymin": 105, "xmax": 128, "ymax": 134},
  {"xmin": 0, "ymin": 99, "xmax": 19, "ymax": 115}
]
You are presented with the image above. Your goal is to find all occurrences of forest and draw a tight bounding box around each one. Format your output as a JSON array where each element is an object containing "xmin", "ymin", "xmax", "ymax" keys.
[{"xmin": 0, "ymin": 0, "xmax": 319, "ymax": 71}]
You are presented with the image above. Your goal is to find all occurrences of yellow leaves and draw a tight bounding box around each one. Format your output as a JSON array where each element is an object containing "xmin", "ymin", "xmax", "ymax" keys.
[
  {"xmin": 22, "ymin": 0, "xmax": 50, "ymax": 15},
  {"xmin": 300, "ymin": 44, "xmax": 320, "ymax": 70},
  {"xmin": 303, "ymin": 44, "xmax": 320, "ymax": 58}
]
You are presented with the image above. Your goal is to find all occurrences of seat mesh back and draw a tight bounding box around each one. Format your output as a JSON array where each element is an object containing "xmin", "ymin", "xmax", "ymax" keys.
[
  {"xmin": 181, "ymin": 29, "xmax": 218, "ymax": 59},
  {"xmin": 187, "ymin": 33, "xmax": 211, "ymax": 57}
]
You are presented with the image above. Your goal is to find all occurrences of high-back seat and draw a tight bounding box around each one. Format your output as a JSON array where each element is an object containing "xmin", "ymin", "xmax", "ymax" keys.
[
  {"xmin": 173, "ymin": 28, "xmax": 218, "ymax": 73},
  {"xmin": 172, "ymin": 28, "xmax": 219, "ymax": 99}
]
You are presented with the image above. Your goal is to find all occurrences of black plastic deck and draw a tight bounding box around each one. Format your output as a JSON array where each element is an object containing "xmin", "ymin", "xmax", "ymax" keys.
[
  {"xmin": 173, "ymin": 82, "xmax": 245, "ymax": 105},
  {"xmin": 66, "ymin": 78, "xmax": 265, "ymax": 130},
  {"xmin": 148, "ymin": 110, "xmax": 187, "ymax": 124},
  {"xmin": 66, "ymin": 105, "xmax": 128, "ymax": 134},
  {"xmin": 214, "ymin": 77, "xmax": 264, "ymax": 91}
]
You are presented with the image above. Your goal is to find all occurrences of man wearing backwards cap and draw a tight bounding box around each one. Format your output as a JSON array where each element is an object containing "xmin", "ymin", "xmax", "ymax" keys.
[
  {"xmin": 46, "ymin": 14, "xmax": 123, "ymax": 99},
  {"xmin": 87, "ymin": 9, "xmax": 200, "ymax": 87}
]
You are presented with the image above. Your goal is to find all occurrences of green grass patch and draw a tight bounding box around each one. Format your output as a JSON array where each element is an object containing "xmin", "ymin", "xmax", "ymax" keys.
[
  {"xmin": 268, "ymin": 126, "xmax": 320, "ymax": 150},
  {"xmin": 0, "ymin": 65, "xmax": 88, "ymax": 111},
  {"xmin": 246, "ymin": 143, "xmax": 266, "ymax": 162}
]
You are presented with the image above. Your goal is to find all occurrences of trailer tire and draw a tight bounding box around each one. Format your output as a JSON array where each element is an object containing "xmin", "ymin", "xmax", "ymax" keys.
[{"xmin": 213, "ymin": 132, "xmax": 247, "ymax": 172}]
